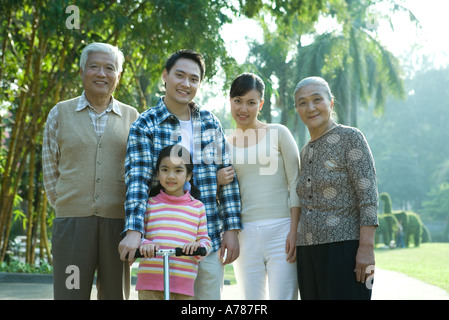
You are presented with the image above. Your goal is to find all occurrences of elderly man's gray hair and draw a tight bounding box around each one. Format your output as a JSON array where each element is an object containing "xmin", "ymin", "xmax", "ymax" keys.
[{"xmin": 79, "ymin": 42, "xmax": 124, "ymax": 73}]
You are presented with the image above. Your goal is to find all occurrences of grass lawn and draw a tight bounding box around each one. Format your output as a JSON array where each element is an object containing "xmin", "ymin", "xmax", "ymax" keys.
[
  {"xmin": 224, "ymin": 264, "xmax": 236, "ymax": 285},
  {"xmin": 375, "ymin": 242, "xmax": 449, "ymax": 293}
]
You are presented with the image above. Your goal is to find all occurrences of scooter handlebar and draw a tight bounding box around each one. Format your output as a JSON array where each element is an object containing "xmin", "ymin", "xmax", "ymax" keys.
[{"xmin": 126, "ymin": 247, "xmax": 207, "ymax": 259}]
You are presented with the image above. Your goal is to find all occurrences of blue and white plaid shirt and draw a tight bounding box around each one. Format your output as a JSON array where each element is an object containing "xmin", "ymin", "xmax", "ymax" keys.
[{"xmin": 124, "ymin": 97, "xmax": 241, "ymax": 252}]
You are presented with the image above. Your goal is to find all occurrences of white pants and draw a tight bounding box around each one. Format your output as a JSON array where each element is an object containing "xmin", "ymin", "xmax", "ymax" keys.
[
  {"xmin": 194, "ymin": 251, "xmax": 224, "ymax": 300},
  {"xmin": 233, "ymin": 218, "xmax": 298, "ymax": 300}
]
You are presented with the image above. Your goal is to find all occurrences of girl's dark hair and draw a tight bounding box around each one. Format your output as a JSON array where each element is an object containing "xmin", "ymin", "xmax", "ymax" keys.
[
  {"xmin": 149, "ymin": 145, "xmax": 201, "ymax": 199},
  {"xmin": 230, "ymin": 73, "xmax": 265, "ymax": 99}
]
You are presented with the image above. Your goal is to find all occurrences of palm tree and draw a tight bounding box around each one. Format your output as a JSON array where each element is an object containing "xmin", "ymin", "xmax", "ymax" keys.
[{"xmin": 296, "ymin": 0, "xmax": 417, "ymax": 127}]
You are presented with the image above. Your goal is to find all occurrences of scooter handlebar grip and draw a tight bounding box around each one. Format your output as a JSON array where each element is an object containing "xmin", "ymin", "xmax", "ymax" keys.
[
  {"xmin": 125, "ymin": 250, "xmax": 143, "ymax": 259},
  {"xmin": 175, "ymin": 247, "xmax": 207, "ymax": 256}
]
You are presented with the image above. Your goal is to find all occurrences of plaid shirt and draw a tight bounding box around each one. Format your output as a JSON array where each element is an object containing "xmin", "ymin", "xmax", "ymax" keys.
[{"xmin": 124, "ymin": 98, "xmax": 241, "ymax": 252}]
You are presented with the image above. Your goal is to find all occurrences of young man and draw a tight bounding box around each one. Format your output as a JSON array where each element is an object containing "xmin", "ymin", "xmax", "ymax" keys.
[
  {"xmin": 42, "ymin": 43, "xmax": 139, "ymax": 299},
  {"xmin": 119, "ymin": 49, "xmax": 241, "ymax": 299}
]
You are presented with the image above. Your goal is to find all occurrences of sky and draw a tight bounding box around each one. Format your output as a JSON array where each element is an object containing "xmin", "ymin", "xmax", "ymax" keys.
[
  {"xmin": 221, "ymin": 0, "xmax": 449, "ymax": 69},
  {"xmin": 376, "ymin": 0, "xmax": 449, "ymax": 69}
]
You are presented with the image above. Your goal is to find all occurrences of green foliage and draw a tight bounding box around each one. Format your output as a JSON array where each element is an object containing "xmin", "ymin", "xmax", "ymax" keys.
[
  {"xmin": 379, "ymin": 192, "xmax": 393, "ymax": 214},
  {"xmin": 239, "ymin": 0, "xmax": 326, "ymax": 25},
  {"xmin": 422, "ymin": 182, "xmax": 449, "ymax": 221},
  {"xmin": 375, "ymin": 213, "xmax": 399, "ymax": 246},
  {"xmin": 422, "ymin": 224, "xmax": 431, "ymax": 243},
  {"xmin": 358, "ymin": 68, "xmax": 449, "ymax": 212},
  {"xmin": 393, "ymin": 211, "xmax": 423, "ymax": 247},
  {"xmin": 376, "ymin": 192, "xmax": 429, "ymax": 247},
  {"xmin": 0, "ymin": 259, "xmax": 52, "ymax": 274}
]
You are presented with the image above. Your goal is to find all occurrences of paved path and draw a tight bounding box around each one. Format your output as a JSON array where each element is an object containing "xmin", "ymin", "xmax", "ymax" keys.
[
  {"xmin": 222, "ymin": 268, "xmax": 449, "ymax": 300},
  {"xmin": 0, "ymin": 268, "xmax": 448, "ymax": 300}
]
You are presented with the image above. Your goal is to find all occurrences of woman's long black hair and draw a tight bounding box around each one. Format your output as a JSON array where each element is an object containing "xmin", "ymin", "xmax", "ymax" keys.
[{"xmin": 149, "ymin": 144, "xmax": 201, "ymax": 199}]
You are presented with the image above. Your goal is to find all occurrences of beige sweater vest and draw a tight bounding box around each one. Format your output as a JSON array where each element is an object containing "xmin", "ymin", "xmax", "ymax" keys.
[{"xmin": 54, "ymin": 96, "xmax": 138, "ymax": 218}]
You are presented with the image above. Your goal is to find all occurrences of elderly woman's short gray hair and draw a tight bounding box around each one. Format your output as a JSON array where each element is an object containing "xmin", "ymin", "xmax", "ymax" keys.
[
  {"xmin": 79, "ymin": 42, "xmax": 124, "ymax": 73},
  {"xmin": 294, "ymin": 76, "xmax": 333, "ymax": 101}
]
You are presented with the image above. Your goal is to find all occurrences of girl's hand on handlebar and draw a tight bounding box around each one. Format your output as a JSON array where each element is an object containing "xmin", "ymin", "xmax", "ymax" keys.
[
  {"xmin": 182, "ymin": 242, "xmax": 200, "ymax": 255},
  {"xmin": 139, "ymin": 243, "xmax": 159, "ymax": 259}
]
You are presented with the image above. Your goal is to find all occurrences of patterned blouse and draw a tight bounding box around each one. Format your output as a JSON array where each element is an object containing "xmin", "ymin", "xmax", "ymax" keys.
[{"xmin": 296, "ymin": 125, "xmax": 379, "ymax": 246}]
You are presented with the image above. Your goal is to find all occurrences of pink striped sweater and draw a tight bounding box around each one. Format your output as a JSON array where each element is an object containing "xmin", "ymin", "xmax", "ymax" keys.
[{"xmin": 136, "ymin": 190, "xmax": 211, "ymax": 297}]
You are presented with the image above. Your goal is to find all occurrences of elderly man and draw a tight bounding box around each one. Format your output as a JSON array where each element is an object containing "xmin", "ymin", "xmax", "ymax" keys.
[{"xmin": 42, "ymin": 43, "xmax": 139, "ymax": 300}]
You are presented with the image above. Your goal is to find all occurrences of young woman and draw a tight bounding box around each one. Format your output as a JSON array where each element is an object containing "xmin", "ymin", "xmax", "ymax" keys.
[
  {"xmin": 136, "ymin": 145, "xmax": 211, "ymax": 300},
  {"xmin": 218, "ymin": 73, "xmax": 300, "ymax": 299}
]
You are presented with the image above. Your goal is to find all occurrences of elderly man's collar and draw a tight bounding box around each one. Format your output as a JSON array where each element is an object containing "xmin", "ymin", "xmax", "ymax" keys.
[{"xmin": 77, "ymin": 92, "xmax": 122, "ymax": 116}]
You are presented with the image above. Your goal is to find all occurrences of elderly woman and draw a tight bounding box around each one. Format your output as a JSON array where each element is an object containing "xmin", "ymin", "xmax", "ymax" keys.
[{"xmin": 294, "ymin": 76, "xmax": 378, "ymax": 300}]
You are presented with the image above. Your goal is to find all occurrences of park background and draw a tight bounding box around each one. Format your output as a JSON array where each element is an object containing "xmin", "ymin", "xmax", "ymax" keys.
[{"xmin": 0, "ymin": 0, "xmax": 448, "ymax": 295}]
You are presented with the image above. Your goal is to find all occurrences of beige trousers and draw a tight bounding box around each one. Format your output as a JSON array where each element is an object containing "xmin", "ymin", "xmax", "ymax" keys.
[{"xmin": 194, "ymin": 251, "xmax": 224, "ymax": 299}]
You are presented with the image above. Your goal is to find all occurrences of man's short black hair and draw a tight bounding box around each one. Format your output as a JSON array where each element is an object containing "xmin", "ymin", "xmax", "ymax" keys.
[{"xmin": 165, "ymin": 49, "xmax": 206, "ymax": 81}]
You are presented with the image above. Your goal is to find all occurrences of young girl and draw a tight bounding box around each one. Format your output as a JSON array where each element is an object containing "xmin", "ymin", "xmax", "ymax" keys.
[{"xmin": 136, "ymin": 145, "xmax": 211, "ymax": 300}]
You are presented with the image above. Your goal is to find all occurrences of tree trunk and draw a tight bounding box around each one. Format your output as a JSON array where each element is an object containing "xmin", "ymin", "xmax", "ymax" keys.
[
  {"xmin": 40, "ymin": 192, "xmax": 52, "ymax": 265},
  {"xmin": 26, "ymin": 144, "xmax": 36, "ymax": 264}
]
